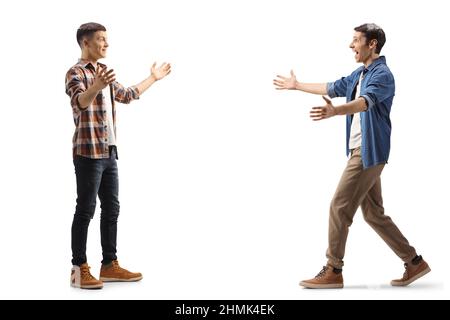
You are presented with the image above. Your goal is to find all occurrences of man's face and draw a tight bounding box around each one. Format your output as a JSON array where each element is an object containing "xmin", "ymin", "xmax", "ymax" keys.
[
  {"xmin": 349, "ymin": 31, "xmax": 375, "ymax": 63},
  {"xmin": 83, "ymin": 31, "xmax": 109, "ymax": 60}
]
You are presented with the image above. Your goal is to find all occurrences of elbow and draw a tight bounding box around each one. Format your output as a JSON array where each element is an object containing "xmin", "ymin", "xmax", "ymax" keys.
[
  {"xmin": 359, "ymin": 97, "xmax": 368, "ymax": 112},
  {"xmin": 75, "ymin": 95, "xmax": 89, "ymax": 111},
  {"xmin": 326, "ymin": 83, "xmax": 337, "ymax": 98},
  {"xmin": 360, "ymin": 95, "xmax": 375, "ymax": 111}
]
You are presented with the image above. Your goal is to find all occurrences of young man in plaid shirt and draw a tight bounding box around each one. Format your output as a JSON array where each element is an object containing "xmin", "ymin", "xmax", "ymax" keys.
[{"xmin": 66, "ymin": 22, "xmax": 171, "ymax": 289}]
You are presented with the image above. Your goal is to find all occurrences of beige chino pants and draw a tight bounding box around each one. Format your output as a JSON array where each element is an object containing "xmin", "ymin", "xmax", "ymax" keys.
[{"xmin": 326, "ymin": 147, "xmax": 417, "ymax": 268}]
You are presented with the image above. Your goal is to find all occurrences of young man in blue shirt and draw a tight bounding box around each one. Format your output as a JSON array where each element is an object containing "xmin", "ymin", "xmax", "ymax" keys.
[{"xmin": 274, "ymin": 23, "xmax": 430, "ymax": 288}]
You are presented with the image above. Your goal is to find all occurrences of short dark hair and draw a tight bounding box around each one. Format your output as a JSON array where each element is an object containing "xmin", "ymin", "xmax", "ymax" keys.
[
  {"xmin": 76, "ymin": 22, "xmax": 106, "ymax": 47},
  {"xmin": 354, "ymin": 23, "xmax": 386, "ymax": 54}
]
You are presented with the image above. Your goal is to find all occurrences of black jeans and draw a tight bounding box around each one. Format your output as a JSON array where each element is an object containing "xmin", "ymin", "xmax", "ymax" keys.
[{"xmin": 71, "ymin": 147, "xmax": 119, "ymax": 266}]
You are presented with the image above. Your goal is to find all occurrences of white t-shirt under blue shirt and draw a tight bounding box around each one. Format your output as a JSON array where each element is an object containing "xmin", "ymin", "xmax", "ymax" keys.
[{"xmin": 349, "ymin": 72, "xmax": 364, "ymax": 150}]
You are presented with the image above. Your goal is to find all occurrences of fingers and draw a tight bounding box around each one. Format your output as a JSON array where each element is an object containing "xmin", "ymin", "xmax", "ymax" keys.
[
  {"xmin": 103, "ymin": 70, "xmax": 115, "ymax": 82},
  {"xmin": 104, "ymin": 74, "xmax": 116, "ymax": 84},
  {"xmin": 96, "ymin": 65, "xmax": 107, "ymax": 77},
  {"xmin": 273, "ymin": 78, "xmax": 290, "ymax": 88},
  {"xmin": 97, "ymin": 67, "xmax": 115, "ymax": 85},
  {"xmin": 159, "ymin": 62, "xmax": 171, "ymax": 71},
  {"xmin": 102, "ymin": 69, "xmax": 114, "ymax": 80},
  {"xmin": 310, "ymin": 107, "xmax": 326, "ymax": 121},
  {"xmin": 152, "ymin": 62, "xmax": 172, "ymax": 74},
  {"xmin": 276, "ymin": 75, "xmax": 287, "ymax": 80},
  {"xmin": 310, "ymin": 107, "xmax": 325, "ymax": 115},
  {"xmin": 290, "ymin": 69, "xmax": 295, "ymax": 77}
]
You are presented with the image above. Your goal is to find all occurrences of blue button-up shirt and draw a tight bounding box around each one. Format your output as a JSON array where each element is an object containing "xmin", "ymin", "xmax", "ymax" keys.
[{"xmin": 327, "ymin": 56, "xmax": 395, "ymax": 169}]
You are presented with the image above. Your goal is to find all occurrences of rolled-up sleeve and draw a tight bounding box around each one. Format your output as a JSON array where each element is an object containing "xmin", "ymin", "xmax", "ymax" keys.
[
  {"xmin": 112, "ymin": 81, "xmax": 140, "ymax": 104},
  {"xmin": 327, "ymin": 75, "xmax": 351, "ymax": 98},
  {"xmin": 360, "ymin": 70, "xmax": 395, "ymax": 110},
  {"xmin": 65, "ymin": 68, "xmax": 86, "ymax": 114}
]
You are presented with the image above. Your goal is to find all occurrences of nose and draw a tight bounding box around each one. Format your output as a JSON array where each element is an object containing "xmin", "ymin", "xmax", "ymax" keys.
[{"xmin": 349, "ymin": 42, "xmax": 354, "ymax": 49}]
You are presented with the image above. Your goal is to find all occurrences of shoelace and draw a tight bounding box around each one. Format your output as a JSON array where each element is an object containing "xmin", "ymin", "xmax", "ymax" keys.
[
  {"xmin": 80, "ymin": 266, "xmax": 95, "ymax": 280},
  {"xmin": 111, "ymin": 261, "xmax": 121, "ymax": 270},
  {"xmin": 402, "ymin": 263, "xmax": 409, "ymax": 279},
  {"xmin": 315, "ymin": 266, "xmax": 328, "ymax": 279}
]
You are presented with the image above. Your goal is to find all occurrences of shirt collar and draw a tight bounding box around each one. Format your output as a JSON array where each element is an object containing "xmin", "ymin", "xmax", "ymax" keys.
[
  {"xmin": 77, "ymin": 58, "xmax": 106, "ymax": 70},
  {"xmin": 363, "ymin": 56, "xmax": 386, "ymax": 74}
]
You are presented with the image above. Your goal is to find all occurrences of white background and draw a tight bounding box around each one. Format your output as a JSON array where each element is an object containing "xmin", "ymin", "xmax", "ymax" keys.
[{"xmin": 0, "ymin": 0, "xmax": 448, "ymax": 300}]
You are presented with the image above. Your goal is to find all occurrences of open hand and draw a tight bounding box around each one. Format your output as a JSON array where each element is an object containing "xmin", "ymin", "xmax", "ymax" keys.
[
  {"xmin": 93, "ymin": 65, "xmax": 116, "ymax": 91},
  {"xmin": 310, "ymin": 96, "xmax": 337, "ymax": 121},
  {"xmin": 273, "ymin": 70, "xmax": 297, "ymax": 90},
  {"xmin": 151, "ymin": 62, "xmax": 171, "ymax": 81}
]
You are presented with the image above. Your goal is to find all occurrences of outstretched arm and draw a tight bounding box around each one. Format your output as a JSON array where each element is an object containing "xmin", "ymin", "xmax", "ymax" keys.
[
  {"xmin": 309, "ymin": 96, "xmax": 367, "ymax": 121},
  {"xmin": 113, "ymin": 62, "xmax": 172, "ymax": 104},
  {"xmin": 134, "ymin": 62, "xmax": 171, "ymax": 95},
  {"xmin": 273, "ymin": 70, "xmax": 327, "ymax": 95}
]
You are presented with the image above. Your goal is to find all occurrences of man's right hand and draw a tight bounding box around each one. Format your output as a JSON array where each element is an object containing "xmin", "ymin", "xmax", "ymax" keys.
[
  {"xmin": 273, "ymin": 70, "xmax": 298, "ymax": 90},
  {"xmin": 92, "ymin": 65, "xmax": 116, "ymax": 91}
]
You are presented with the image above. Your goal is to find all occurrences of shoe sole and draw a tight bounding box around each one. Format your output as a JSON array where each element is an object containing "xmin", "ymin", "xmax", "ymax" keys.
[
  {"xmin": 299, "ymin": 281, "xmax": 343, "ymax": 289},
  {"xmin": 99, "ymin": 276, "xmax": 143, "ymax": 282},
  {"xmin": 71, "ymin": 283, "xmax": 103, "ymax": 290},
  {"xmin": 390, "ymin": 266, "xmax": 431, "ymax": 287}
]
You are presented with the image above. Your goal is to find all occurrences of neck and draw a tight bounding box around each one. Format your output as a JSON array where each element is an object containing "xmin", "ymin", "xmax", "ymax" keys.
[
  {"xmin": 81, "ymin": 51, "xmax": 98, "ymax": 67},
  {"xmin": 363, "ymin": 53, "xmax": 380, "ymax": 68}
]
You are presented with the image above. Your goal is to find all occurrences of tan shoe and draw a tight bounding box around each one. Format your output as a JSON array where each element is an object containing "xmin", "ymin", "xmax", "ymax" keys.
[
  {"xmin": 299, "ymin": 265, "xmax": 344, "ymax": 289},
  {"xmin": 70, "ymin": 263, "xmax": 103, "ymax": 289},
  {"xmin": 99, "ymin": 260, "xmax": 143, "ymax": 282},
  {"xmin": 391, "ymin": 255, "xmax": 430, "ymax": 287}
]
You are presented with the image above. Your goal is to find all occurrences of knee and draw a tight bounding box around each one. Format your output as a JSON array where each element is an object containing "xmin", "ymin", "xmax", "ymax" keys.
[
  {"xmin": 75, "ymin": 204, "xmax": 96, "ymax": 220},
  {"xmin": 362, "ymin": 210, "xmax": 374, "ymax": 224},
  {"xmin": 363, "ymin": 209, "xmax": 388, "ymax": 225},
  {"xmin": 100, "ymin": 202, "xmax": 120, "ymax": 221},
  {"xmin": 330, "ymin": 197, "xmax": 353, "ymax": 226}
]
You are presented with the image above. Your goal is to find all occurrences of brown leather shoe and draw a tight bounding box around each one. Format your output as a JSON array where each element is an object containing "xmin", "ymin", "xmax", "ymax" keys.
[
  {"xmin": 70, "ymin": 263, "xmax": 103, "ymax": 289},
  {"xmin": 391, "ymin": 255, "xmax": 431, "ymax": 286},
  {"xmin": 99, "ymin": 260, "xmax": 143, "ymax": 282},
  {"xmin": 299, "ymin": 265, "xmax": 344, "ymax": 289}
]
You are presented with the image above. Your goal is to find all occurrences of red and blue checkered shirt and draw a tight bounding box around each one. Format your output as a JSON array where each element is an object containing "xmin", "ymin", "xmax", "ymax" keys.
[{"xmin": 65, "ymin": 59, "xmax": 140, "ymax": 159}]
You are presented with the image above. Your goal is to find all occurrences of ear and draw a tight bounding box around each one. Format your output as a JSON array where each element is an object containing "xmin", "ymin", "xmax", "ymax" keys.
[
  {"xmin": 82, "ymin": 38, "xmax": 89, "ymax": 48},
  {"xmin": 369, "ymin": 39, "xmax": 378, "ymax": 50}
]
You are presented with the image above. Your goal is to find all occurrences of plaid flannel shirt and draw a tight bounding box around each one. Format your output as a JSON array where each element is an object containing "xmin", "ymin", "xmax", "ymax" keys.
[{"xmin": 65, "ymin": 59, "xmax": 140, "ymax": 159}]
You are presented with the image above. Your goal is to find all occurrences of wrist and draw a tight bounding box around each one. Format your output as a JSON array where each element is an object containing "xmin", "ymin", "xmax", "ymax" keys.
[
  {"xmin": 91, "ymin": 83, "xmax": 102, "ymax": 93},
  {"xmin": 149, "ymin": 74, "xmax": 158, "ymax": 82},
  {"xmin": 333, "ymin": 106, "xmax": 339, "ymax": 116}
]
